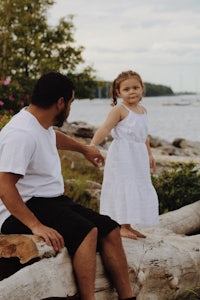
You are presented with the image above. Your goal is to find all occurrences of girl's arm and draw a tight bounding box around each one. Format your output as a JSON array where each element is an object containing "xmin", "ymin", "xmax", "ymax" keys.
[
  {"xmin": 55, "ymin": 130, "xmax": 104, "ymax": 167},
  {"xmin": 90, "ymin": 105, "xmax": 121, "ymax": 146},
  {"xmin": 145, "ymin": 136, "xmax": 156, "ymax": 172}
]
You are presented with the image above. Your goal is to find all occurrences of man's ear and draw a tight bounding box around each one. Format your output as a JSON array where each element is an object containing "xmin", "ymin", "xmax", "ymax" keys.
[{"xmin": 57, "ymin": 97, "xmax": 65, "ymax": 109}]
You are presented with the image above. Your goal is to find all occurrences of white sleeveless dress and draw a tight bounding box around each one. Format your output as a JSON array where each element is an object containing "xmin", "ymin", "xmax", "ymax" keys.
[{"xmin": 100, "ymin": 104, "xmax": 159, "ymax": 227}]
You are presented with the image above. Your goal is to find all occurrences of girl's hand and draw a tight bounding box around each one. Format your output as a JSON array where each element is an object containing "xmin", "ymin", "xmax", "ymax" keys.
[{"xmin": 83, "ymin": 145, "xmax": 105, "ymax": 167}]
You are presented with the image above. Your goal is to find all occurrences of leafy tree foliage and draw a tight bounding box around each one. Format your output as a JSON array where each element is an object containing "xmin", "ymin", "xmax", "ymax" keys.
[
  {"xmin": 0, "ymin": 0, "xmax": 96, "ymax": 112},
  {"xmin": 144, "ymin": 82, "xmax": 174, "ymax": 96},
  {"xmin": 68, "ymin": 66, "xmax": 97, "ymax": 99},
  {"xmin": 93, "ymin": 81, "xmax": 174, "ymax": 99},
  {"xmin": 0, "ymin": 0, "xmax": 175, "ymax": 110}
]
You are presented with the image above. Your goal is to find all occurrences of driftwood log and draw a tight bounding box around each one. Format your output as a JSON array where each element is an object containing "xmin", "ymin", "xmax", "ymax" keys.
[{"xmin": 0, "ymin": 200, "xmax": 200, "ymax": 300}]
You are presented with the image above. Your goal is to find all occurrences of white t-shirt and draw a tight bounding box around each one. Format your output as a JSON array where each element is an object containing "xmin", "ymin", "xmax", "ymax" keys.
[{"xmin": 0, "ymin": 109, "xmax": 64, "ymax": 229}]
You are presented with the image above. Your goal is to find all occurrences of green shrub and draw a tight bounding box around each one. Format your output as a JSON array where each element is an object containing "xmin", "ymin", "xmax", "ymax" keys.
[
  {"xmin": 152, "ymin": 162, "xmax": 200, "ymax": 214},
  {"xmin": 60, "ymin": 150, "xmax": 103, "ymax": 184},
  {"xmin": 64, "ymin": 179, "xmax": 99, "ymax": 212},
  {"xmin": 0, "ymin": 76, "xmax": 31, "ymax": 116},
  {"xmin": 60, "ymin": 150, "xmax": 103, "ymax": 211},
  {"xmin": 65, "ymin": 179, "xmax": 90, "ymax": 203},
  {"xmin": 0, "ymin": 114, "xmax": 12, "ymax": 130}
]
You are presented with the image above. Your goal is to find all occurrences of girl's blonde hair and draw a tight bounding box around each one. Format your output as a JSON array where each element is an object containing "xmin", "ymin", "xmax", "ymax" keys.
[{"xmin": 110, "ymin": 70, "xmax": 145, "ymax": 105}]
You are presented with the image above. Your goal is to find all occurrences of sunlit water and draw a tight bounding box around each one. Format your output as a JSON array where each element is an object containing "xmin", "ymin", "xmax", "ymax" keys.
[{"xmin": 68, "ymin": 95, "xmax": 200, "ymax": 143}]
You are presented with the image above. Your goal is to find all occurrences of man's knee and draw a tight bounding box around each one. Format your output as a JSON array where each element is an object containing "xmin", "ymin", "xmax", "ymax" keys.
[
  {"xmin": 109, "ymin": 226, "xmax": 121, "ymax": 236},
  {"xmin": 103, "ymin": 226, "xmax": 121, "ymax": 243},
  {"xmin": 82, "ymin": 227, "xmax": 98, "ymax": 246},
  {"xmin": 88, "ymin": 227, "xmax": 98, "ymax": 240}
]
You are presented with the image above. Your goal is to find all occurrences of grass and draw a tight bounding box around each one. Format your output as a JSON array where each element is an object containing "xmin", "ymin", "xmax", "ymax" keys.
[
  {"xmin": 59, "ymin": 150, "xmax": 103, "ymax": 211},
  {"xmin": 59, "ymin": 150, "xmax": 103, "ymax": 183}
]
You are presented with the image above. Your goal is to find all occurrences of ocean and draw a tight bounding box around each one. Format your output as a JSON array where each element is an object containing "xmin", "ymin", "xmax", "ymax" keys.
[{"xmin": 68, "ymin": 95, "xmax": 200, "ymax": 143}]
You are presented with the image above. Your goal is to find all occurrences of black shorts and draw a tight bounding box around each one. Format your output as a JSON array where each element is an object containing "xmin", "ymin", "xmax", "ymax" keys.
[{"xmin": 1, "ymin": 195, "xmax": 119, "ymax": 255}]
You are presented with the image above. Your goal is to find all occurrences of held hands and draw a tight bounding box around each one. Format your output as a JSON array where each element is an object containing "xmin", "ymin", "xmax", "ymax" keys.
[
  {"xmin": 31, "ymin": 223, "xmax": 65, "ymax": 252},
  {"xmin": 83, "ymin": 144, "xmax": 105, "ymax": 167}
]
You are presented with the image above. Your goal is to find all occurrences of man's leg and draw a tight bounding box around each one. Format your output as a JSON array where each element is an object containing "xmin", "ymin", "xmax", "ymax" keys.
[
  {"xmin": 72, "ymin": 227, "xmax": 97, "ymax": 300},
  {"xmin": 101, "ymin": 227, "xmax": 136, "ymax": 299}
]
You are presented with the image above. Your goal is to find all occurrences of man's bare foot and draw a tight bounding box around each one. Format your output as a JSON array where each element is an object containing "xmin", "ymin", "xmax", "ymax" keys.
[{"xmin": 120, "ymin": 227, "xmax": 138, "ymax": 239}]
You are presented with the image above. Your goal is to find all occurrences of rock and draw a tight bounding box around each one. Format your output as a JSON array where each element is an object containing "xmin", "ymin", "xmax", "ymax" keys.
[
  {"xmin": 60, "ymin": 121, "xmax": 95, "ymax": 138},
  {"xmin": 59, "ymin": 121, "xmax": 200, "ymax": 160},
  {"xmin": 172, "ymin": 138, "xmax": 188, "ymax": 148},
  {"xmin": 149, "ymin": 135, "xmax": 166, "ymax": 148}
]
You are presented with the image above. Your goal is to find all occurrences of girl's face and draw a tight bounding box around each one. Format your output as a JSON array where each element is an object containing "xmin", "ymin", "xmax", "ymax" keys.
[{"xmin": 117, "ymin": 77, "xmax": 143, "ymax": 105}]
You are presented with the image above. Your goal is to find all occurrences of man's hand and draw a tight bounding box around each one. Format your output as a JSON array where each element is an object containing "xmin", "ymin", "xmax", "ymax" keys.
[
  {"xmin": 83, "ymin": 145, "xmax": 105, "ymax": 167},
  {"xmin": 0, "ymin": 172, "xmax": 65, "ymax": 253},
  {"xmin": 31, "ymin": 223, "xmax": 65, "ymax": 252}
]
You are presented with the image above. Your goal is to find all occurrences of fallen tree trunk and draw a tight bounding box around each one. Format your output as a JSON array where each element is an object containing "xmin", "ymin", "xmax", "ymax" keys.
[
  {"xmin": 0, "ymin": 200, "xmax": 200, "ymax": 300},
  {"xmin": 0, "ymin": 234, "xmax": 56, "ymax": 264}
]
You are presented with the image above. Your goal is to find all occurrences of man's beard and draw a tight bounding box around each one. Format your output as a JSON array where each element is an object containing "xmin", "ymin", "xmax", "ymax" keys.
[{"xmin": 54, "ymin": 108, "xmax": 68, "ymax": 127}]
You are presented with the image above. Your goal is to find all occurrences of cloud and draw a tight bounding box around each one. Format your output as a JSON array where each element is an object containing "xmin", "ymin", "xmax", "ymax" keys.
[{"xmin": 48, "ymin": 0, "xmax": 200, "ymax": 92}]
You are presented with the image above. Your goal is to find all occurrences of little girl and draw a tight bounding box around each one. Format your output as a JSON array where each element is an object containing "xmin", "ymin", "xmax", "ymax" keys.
[{"xmin": 90, "ymin": 70, "xmax": 159, "ymax": 239}]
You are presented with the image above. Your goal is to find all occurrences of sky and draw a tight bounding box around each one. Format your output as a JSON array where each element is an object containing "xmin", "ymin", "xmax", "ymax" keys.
[{"xmin": 48, "ymin": 0, "xmax": 200, "ymax": 93}]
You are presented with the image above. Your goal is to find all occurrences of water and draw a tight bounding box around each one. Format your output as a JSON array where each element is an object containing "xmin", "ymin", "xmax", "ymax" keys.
[{"xmin": 68, "ymin": 95, "xmax": 200, "ymax": 143}]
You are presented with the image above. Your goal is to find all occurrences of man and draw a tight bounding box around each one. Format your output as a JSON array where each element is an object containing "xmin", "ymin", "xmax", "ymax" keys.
[{"xmin": 0, "ymin": 72, "xmax": 137, "ymax": 300}]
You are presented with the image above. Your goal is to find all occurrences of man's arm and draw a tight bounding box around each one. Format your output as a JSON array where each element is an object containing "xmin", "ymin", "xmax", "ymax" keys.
[
  {"xmin": 0, "ymin": 172, "xmax": 64, "ymax": 251},
  {"xmin": 55, "ymin": 130, "xmax": 104, "ymax": 167}
]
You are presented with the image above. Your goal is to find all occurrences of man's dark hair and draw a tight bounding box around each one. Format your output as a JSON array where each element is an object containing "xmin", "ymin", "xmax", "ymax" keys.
[{"xmin": 31, "ymin": 72, "xmax": 75, "ymax": 108}]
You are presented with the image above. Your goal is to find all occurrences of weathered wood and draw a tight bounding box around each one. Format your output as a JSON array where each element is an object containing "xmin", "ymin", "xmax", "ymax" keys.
[
  {"xmin": 158, "ymin": 198, "xmax": 200, "ymax": 235},
  {"xmin": 0, "ymin": 234, "xmax": 57, "ymax": 281},
  {"xmin": 0, "ymin": 201, "xmax": 200, "ymax": 300},
  {"xmin": 0, "ymin": 234, "xmax": 56, "ymax": 264},
  {"xmin": 123, "ymin": 231, "xmax": 200, "ymax": 300}
]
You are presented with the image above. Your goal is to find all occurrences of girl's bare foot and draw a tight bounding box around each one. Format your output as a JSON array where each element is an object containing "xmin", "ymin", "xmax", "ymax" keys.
[
  {"xmin": 128, "ymin": 226, "xmax": 146, "ymax": 238},
  {"xmin": 120, "ymin": 226, "xmax": 138, "ymax": 239},
  {"xmin": 120, "ymin": 224, "xmax": 146, "ymax": 239}
]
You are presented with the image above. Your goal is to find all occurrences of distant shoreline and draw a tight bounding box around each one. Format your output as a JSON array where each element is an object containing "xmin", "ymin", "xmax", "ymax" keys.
[{"xmin": 68, "ymin": 95, "xmax": 200, "ymax": 143}]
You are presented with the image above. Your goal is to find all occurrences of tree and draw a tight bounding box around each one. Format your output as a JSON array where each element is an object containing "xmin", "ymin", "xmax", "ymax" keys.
[
  {"xmin": 144, "ymin": 82, "xmax": 174, "ymax": 96},
  {"xmin": 93, "ymin": 81, "xmax": 174, "ymax": 99},
  {"xmin": 68, "ymin": 66, "xmax": 98, "ymax": 99},
  {"xmin": 0, "ymin": 0, "xmax": 53, "ymax": 80},
  {"xmin": 0, "ymin": 0, "xmax": 96, "ymax": 108}
]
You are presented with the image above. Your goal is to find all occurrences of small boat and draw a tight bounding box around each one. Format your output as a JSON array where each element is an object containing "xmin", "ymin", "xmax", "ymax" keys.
[
  {"xmin": 174, "ymin": 101, "xmax": 191, "ymax": 106},
  {"xmin": 162, "ymin": 100, "xmax": 192, "ymax": 106},
  {"xmin": 162, "ymin": 102, "xmax": 174, "ymax": 106}
]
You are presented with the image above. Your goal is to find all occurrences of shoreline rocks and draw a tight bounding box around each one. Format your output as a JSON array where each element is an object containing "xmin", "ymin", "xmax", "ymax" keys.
[
  {"xmin": 60, "ymin": 121, "xmax": 200, "ymax": 171},
  {"xmin": 60, "ymin": 121, "xmax": 200, "ymax": 155}
]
